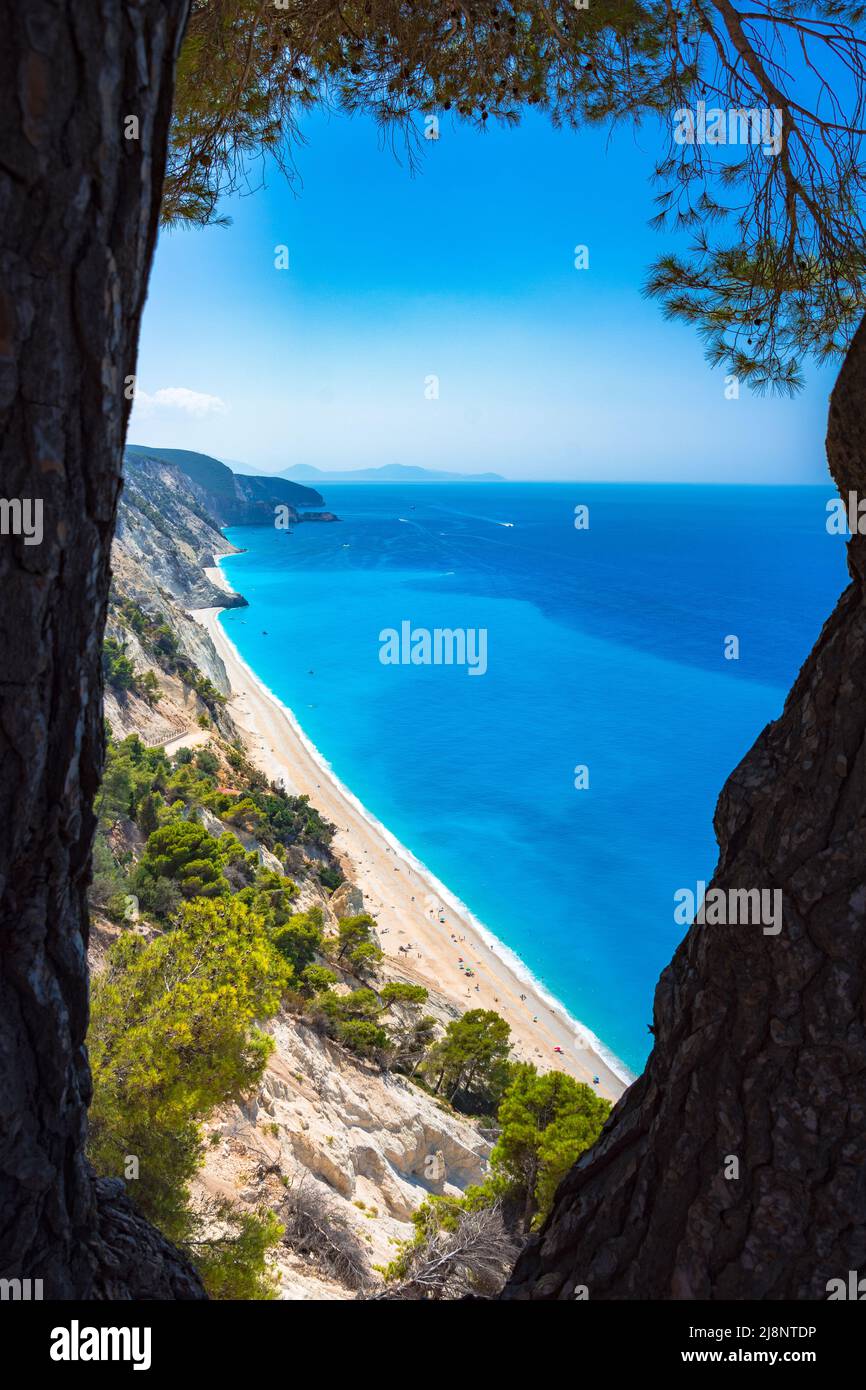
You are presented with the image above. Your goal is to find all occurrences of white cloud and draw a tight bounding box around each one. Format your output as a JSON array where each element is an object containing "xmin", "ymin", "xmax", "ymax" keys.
[{"xmin": 133, "ymin": 386, "xmax": 229, "ymax": 419}]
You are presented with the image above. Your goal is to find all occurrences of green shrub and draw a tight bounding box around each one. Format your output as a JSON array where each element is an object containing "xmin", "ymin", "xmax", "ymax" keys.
[
  {"xmin": 135, "ymin": 820, "xmax": 228, "ymax": 902},
  {"xmin": 88, "ymin": 897, "xmax": 292, "ymax": 1276},
  {"xmin": 102, "ymin": 637, "xmax": 137, "ymax": 693}
]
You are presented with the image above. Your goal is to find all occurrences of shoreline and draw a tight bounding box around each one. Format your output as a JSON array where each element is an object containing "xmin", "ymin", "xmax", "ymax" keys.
[{"xmin": 192, "ymin": 562, "xmax": 634, "ymax": 1102}]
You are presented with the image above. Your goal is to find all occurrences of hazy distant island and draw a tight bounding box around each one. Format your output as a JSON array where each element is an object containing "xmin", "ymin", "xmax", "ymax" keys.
[{"xmin": 225, "ymin": 460, "xmax": 506, "ymax": 483}]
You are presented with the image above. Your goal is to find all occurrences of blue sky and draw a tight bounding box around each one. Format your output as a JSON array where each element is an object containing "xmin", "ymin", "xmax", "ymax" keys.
[{"xmin": 131, "ymin": 107, "xmax": 836, "ymax": 482}]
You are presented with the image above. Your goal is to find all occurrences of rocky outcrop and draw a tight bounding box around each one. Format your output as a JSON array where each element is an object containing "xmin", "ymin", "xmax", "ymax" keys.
[
  {"xmin": 173, "ymin": 816, "xmax": 488, "ymax": 1297},
  {"xmin": 196, "ymin": 1016, "xmax": 491, "ymax": 1295},
  {"xmin": 115, "ymin": 453, "xmax": 245, "ymax": 616},
  {"xmin": 125, "ymin": 445, "xmax": 330, "ymax": 525},
  {"xmin": 330, "ymin": 881, "xmax": 366, "ymax": 919},
  {"xmin": 503, "ymin": 315, "xmax": 866, "ymax": 1302},
  {"xmin": 103, "ymin": 679, "xmax": 197, "ymax": 747},
  {"xmin": 106, "ymin": 452, "xmax": 243, "ymax": 743},
  {"xmin": 87, "ymin": 783, "xmax": 486, "ymax": 1300}
]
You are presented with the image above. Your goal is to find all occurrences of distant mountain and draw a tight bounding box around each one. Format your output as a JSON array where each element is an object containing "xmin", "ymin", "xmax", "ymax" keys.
[
  {"xmin": 219, "ymin": 457, "xmax": 261, "ymax": 477},
  {"xmin": 125, "ymin": 445, "xmax": 328, "ymax": 523},
  {"xmin": 279, "ymin": 463, "xmax": 506, "ymax": 483}
]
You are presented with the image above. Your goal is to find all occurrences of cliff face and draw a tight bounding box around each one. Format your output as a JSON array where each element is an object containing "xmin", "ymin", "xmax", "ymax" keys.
[
  {"xmin": 98, "ymin": 457, "xmax": 496, "ymax": 1296},
  {"xmin": 196, "ymin": 1008, "xmax": 491, "ymax": 1299},
  {"xmin": 125, "ymin": 445, "xmax": 331, "ymax": 525},
  {"xmin": 89, "ymin": 796, "xmax": 492, "ymax": 1300},
  {"xmin": 106, "ymin": 450, "xmax": 338, "ymax": 750},
  {"xmin": 116, "ymin": 452, "xmax": 245, "ymax": 615},
  {"xmin": 187, "ymin": 803, "xmax": 491, "ymax": 1298},
  {"xmin": 503, "ymin": 317, "xmax": 866, "ymax": 1302},
  {"xmin": 105, "ymin": 453, "xmax": 242, "ymax": 744}
]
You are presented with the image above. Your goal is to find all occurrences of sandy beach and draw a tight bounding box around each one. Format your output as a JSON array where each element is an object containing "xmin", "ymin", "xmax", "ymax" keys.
[{"xmin": 192, "ymin": 566, "xmax": 631, "ymax": 1103}]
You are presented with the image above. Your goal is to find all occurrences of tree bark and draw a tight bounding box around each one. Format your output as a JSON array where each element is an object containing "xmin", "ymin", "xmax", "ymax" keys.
[
  {"xmin": 503, "ymin": 314, "xmax": 866, "ymax": 1301},
  {"xmin": 0, "ymin": 0, "xmax": 203, "ymax": 1298}
]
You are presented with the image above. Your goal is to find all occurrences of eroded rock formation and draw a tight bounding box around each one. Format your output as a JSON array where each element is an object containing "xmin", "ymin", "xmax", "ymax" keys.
[{"xmin": 196, "ymin": 1014, "xmax": 492, "ymax": 1298}]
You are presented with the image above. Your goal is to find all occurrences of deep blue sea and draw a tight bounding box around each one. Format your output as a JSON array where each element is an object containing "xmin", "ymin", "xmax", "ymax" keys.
[{"xmin": 218, "ymin": 484, "xmax": 847, "ymax": 1075}]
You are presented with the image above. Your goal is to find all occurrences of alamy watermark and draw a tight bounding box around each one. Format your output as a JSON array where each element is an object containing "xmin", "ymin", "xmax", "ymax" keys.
[
  {"xmin": 50, "ymin": 1321, "xmax": 151, "ymax": 1371},
  {"xmin": 674, "ymin": 880, "xmax": 782, "ymax": 935},
  {"xmin": 0, "ymin": 1277, "xmax": 42, "ymax": 1300},
  {"xmin": 379, "ymin": 621, "xmax": 488, "ymax": 676},
  {"xmin": 0, "ymin": 497, "xmax": 42, "ymax": 545},
  {"xmin": 827, "ymin": 492, "xmax": 866, "ymax": 535},
  {"xmin": 827, "ymin": 1271, "xmax": 866, "ymax": 1299},
  {"xmin": 673, "ymin": 101, "xmax": 783, "ymax": 157}
]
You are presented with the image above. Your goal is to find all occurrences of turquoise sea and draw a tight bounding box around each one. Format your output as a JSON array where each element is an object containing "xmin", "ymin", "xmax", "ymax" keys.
[{"xmin": 218, "ymin": 483, "xmax": 847, "ymax": 1075}]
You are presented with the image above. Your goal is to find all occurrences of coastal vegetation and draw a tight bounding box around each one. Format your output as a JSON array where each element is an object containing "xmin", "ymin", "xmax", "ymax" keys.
[
  {"xmin": 489, "ymin": 1066, "xmax": 610, "ymax": 1229},
  {"xmin": 88, "ymin": 897, "xmax": 290, "ymax": 1299},
  {"xmin": 88, "ymin": 719, "xmax": 609, "ymax": 1296},
  {"xmin": 102, "ymin": 636, "xmax": 141, "ymax": 696},
  {"xmin": 380, "ymin": 1065, "xmax": 610, "ymax": 1295},
  {"xmin": 423, "ymin": 1010, "xmax": 513, "ymax": 1114},
  {"xmin": 104, "ymin": 593, "xmax": 227, "ymax": 712}
]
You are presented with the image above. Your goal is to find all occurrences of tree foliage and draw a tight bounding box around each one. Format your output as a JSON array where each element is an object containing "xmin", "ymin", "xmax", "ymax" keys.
[
  {"xmin": 309, "ymin": 984, "xmax": 391, "ymax": 1057},
  {"xmin": 102, "ymin": 636, "xmax": 138, "ymax": 693},
  {"xmin": 95, "ymin": 734, "xmax": 170, "ymax": 825},
  {"xmin": 87, "ymin": 897, "xmax": 292, "ymax": 1294},
  {"xmin": 165, "ymin": 1, "xmax": 866, "ymax": 389},
  {"xmin": 270, "ymin": 903, "xmax": 325, "ymax": 972},
  {"xmin": 332, "ymin": 911, "xmax": 382, "ymax": 966},
  {"xmin": 381, "ymin": 981, "xmax": 430, "ymax": 1008},
  {"xmin": 189, "ymin": 1204, "xmax": 285, "ymax": 1301},
  {"xmin": 423, "ymin": 1008, "xmax": 512, "ymax": 1112},
  {"xmin": 382, "ymin": 1060, "xmax": 611, "ymax": 1293},
  {"xmin": 305, "ymin": 975, "xmax": 432, "ymax": 1062},
  {"xmin": 136, "ymin": 820, "xmax": 230, "ymax": 900},
  {"xmin": 489, "ymin": 1063, "xmax": 611, "ymax": 1229}
]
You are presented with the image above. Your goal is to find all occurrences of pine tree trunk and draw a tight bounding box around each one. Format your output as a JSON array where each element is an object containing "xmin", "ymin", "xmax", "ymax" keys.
[
  {"xmin": 503, "ymin": 315, "xmax": 866, "ymax": 1301},
  {"xmin": 0, "ymin": 0, "xmax": 203, "ymax": 1298}
]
